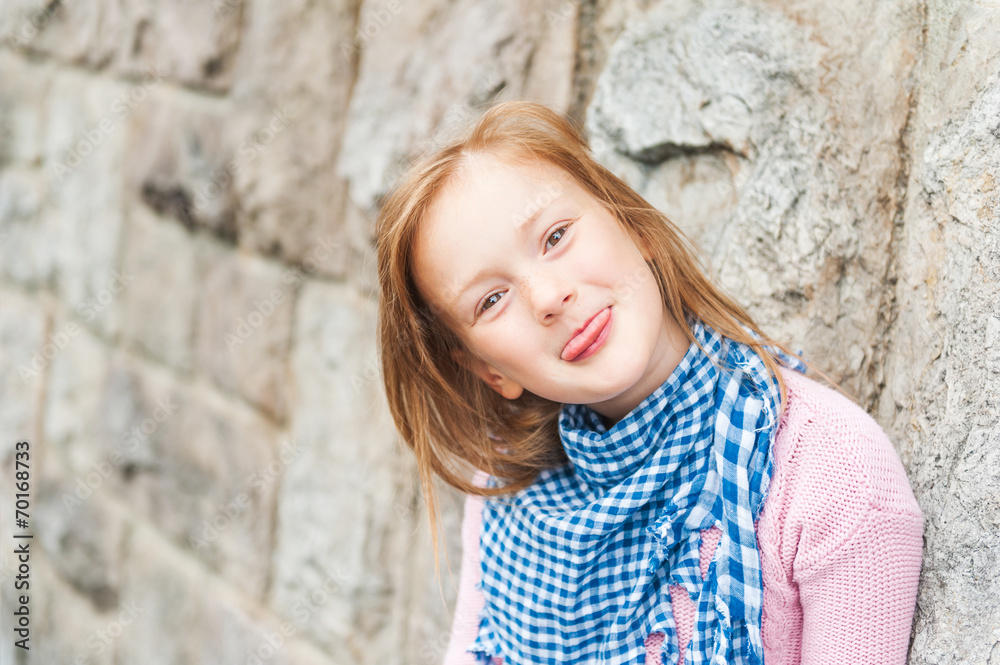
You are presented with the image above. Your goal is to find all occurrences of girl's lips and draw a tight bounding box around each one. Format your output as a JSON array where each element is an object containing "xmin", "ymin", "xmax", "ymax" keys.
[{"xmin": 561, "ymin": 307, "xmax": 612, "ymax": 361}]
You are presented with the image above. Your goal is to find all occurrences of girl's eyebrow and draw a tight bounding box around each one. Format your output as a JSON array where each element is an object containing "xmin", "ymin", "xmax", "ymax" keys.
[
  {"xmin": 451, "ymin": 268, "xmax": 492, "ymax": 311},
  {"xmin": 451, "ymin": 262, "xmax": 513, "ymax": 317},
  {"xmin": 513, "ymin": 200, "xmax": 553, "ymax": 233}
]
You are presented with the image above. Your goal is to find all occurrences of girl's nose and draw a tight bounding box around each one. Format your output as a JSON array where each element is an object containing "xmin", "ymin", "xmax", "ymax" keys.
[{"xmin": 524, "ymin": 270, "xmax": 574, "ymax": 323}]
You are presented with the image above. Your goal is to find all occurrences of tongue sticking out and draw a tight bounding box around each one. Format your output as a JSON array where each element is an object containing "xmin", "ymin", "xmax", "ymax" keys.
[{"xmin": 562, "ymin": 307, "xmax": 612, "ymax": 361}]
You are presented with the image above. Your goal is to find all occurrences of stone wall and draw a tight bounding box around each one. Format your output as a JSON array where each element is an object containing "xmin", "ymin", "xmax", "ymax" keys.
[{"xmin": 0, "ymin": 0, "xmax": 997, "ymax": 663}]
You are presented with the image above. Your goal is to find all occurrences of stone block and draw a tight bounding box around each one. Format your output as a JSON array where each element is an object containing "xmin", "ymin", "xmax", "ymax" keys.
[
  {"xmin": 35, "ymin": 445, "xmax": 127, "ymax": 612},
  {"xmin": 0, "ymin": 166, "xmax": 58, "ymax": 289},
  {"xmin": 0, "ymin": 0, "xmax": 242, "ymax": 92},
  {"xmin": 196, "ymin": 246, "xmax": 293, "ymax": 421},
  {"xmin": 95, "ymin": 355, "xmax": 281, "ymax": 599},
  {"xmin": 0, "ymin": 1, "xmax": 65, "ymax": 60},
  {"xmin": 228, "ymin": 102, "xmax": 350, "ymax": 274},
  {"xmin": 337, "ymin": 0, "xmax": 576, "ymax": 213},
  {"xmin": 42, "ymin": 315, "xmax": 112, "ymax": 472},
  {"xmin": 44, "ymin": 66, "xmax": 133, "ymax": 339},
  {"xmin": 115, "ymin": 0, "xmax": 244, "ymax": 92},
  {"xmin": 222, "ymin": 0, "xmax": 356, "ymax": 270},
  {"xmin": 589, "ymin": 1, "xmax": 807, "ymax": 160},
  {"xmin": 120, "ymin": 76, "xmax": 347, "ymax": 274},
  {"xmin": 119, "ymin": 205, "xmax": 198, "ymax": 372},
  {"xmin": 0, "ymin": 0, "xmax": 117, "ymax": 68},
  {"xmin": 271, "ymin": 280, "xmax": 414, "ymax": 662},
  {"xmin": 125, "ymin": 94, "xmax": 238, "ymax": 244},
  {"xmin": 237, "ymin": 570, "xmax": 355, "ymax": 665},
  {"xmin": 0, "ymin": 287, "xmax": 48, "ymax": 447},
  {"xmin": 642, "ymin": 152, "xmax": 741, "ymax": 258},
  {"xmin": 116, "ymin": 521, "xmax": 341, "ymax": 664},
  {"xmin": 114, "ymin": 522, "xmax": 213, "ymax": 664},
  {"xmin": 0, "ymin": 50, "xmax": 52, "ymax": 166},
  {"xmin": 267, "ymin": 279, "xmax": 465, "ymax": 662}
]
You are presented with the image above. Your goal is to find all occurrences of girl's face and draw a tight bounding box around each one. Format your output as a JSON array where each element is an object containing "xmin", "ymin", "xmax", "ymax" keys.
[{"xmin": 411, "ymin": 153, "xmax": 688, "ymax": 421}]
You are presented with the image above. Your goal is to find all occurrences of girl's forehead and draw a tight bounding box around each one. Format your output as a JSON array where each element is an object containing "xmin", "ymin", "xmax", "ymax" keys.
[
  {"xmin": 416, "ymin": 155, "xmax": 619, "ymax": 259},
  {"xmin": 411, "ymin": 156, "xmax": 583, "ymax": 302},
  {"xmin": 456, "ymin": 151, "xmax": 573, "ymax": 191},
  {"xmin": 429, "ymin": 154, "xmax": 581, "ymax": 221}
]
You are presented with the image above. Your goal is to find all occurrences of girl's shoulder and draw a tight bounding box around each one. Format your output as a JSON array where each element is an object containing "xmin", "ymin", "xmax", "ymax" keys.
[
  {"xmin": 777, "ymin": 367, "xmax": 884, "ymax": 434},
  {"xmin": 775, "ymin": 368, "xmax": 905, "ymax": 477},
  {"xmin": 765, "ymin": 368, "xmax": 923, "ymax": 563}
]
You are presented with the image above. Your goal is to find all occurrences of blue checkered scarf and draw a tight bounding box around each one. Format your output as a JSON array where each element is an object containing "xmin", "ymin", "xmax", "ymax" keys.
[{"xmin": 469, "ymin": 320, "xmax": 807, "ymax": 665}]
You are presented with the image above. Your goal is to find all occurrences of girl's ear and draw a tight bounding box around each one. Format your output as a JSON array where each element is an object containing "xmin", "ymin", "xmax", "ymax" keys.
[{"xmin": 450, "ymin": 349, "xmax": 525, "ymax": 400}]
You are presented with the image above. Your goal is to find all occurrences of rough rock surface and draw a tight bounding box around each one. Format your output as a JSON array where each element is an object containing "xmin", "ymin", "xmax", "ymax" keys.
[
  {"xmin": 587, "ymin": 0, "xmax": 923, "ymax": 406},
  {"xmin": 0, "ymin": 0, "xmax": 997, "ymax": 663},
  {"xmin": 874, "ymin": 3, "xmax": 1000, "ymax": 661}
]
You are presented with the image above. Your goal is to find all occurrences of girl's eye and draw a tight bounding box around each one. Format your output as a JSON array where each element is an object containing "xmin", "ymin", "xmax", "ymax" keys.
[
  {"xmin": 480, "ymin": 291, "xmax": 505, "ymax": 314},
  {"xmin": 545, "ymin": 225, "xmax": 568, "ymax": 250}
]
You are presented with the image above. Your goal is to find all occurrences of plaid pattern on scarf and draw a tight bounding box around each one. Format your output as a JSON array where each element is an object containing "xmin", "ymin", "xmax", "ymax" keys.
[{"xmin": 469, "ymin": 320, "xmax": 806, "ymax": 665}]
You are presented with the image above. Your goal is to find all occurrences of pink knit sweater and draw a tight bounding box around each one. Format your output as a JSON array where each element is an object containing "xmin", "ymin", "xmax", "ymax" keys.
[{"xmin": 442, "ymin": 369, "xmax": 924, "ymax": 665}]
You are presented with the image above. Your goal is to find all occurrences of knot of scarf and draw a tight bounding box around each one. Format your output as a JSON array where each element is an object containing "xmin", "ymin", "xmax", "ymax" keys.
[{"xmin": 469, "ymin": 321, "xmax": 807, "ymax": 665}]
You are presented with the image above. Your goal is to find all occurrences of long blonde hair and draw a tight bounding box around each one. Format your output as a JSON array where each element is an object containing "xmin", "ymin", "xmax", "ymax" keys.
[{"xmin": 376, "ymin": 100, "xmax": 825, "ymax": 571}]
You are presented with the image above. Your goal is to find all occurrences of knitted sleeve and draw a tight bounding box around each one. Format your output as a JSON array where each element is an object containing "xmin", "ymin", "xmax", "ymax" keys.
[
  {"xmin": 763, "ymin": 370, "xmax": 925, "ymax": 665},
  {"xmin": 795, "ymin": 508, "xmax": 924, "ymax": 664},
  {"xmin": 442, "ymin": 484, "xmax": 490, "ymax": 665}
]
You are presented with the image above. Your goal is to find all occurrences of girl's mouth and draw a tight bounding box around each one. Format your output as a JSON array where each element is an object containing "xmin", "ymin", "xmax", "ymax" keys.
[{"xmin": 561, "ymin": 307, "xmax": 613, "ymax": 362}]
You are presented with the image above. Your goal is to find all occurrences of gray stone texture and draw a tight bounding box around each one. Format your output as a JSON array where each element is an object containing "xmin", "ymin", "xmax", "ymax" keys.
[
  {"xmin": 0, "ymin": 287, "xmax": 47, "ymax": 446},
  {"xmin": 126, "ymin": 92, "xmax": 240, "ymax": 244},
  {"xmin": 0, "ymin": 0, "xmax": 243, "ymax": 91},
  {"xmin": 337, "ymin": 0, "xmax": 577, "ymax": 212},
  {"xmin": 196, "ymin": 247, "xmax": 294, "ymax": 421},
  {"xmin": 271, "ymin": 280, "xmax": 408, "ymax": 662},
  {"xmin": 119, "ymin": 204, "xmax": 200, "ymax": 372},
  {"xmin": 0, "ymin": 0, "xmax": 997, "ymax": 663},
  {"xmin": 874, "ymin": 2, "xmax": 1000, "ymax": 661},
  {"xmin": 226, "ymin": 0, "xmax": 358, "ymax": 271},
  {"xmin": 587, "ymin": 0, "xmax": 923, "ymax": 406}
]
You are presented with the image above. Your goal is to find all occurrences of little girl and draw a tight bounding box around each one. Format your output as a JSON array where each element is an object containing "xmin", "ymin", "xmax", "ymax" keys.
[{"xmin": 375, "ymin": 101, "xmax": 924, "ymax": 665}]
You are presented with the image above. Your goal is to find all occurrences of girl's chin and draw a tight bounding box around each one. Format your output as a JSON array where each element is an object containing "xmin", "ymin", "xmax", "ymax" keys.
[
  {"xmin": 525, "ymin": 355, "xmax": 649, "ymax": 404},
  {"xmin": 570, "ymin": 378, "xmax": 644, "ymax": 408}
]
